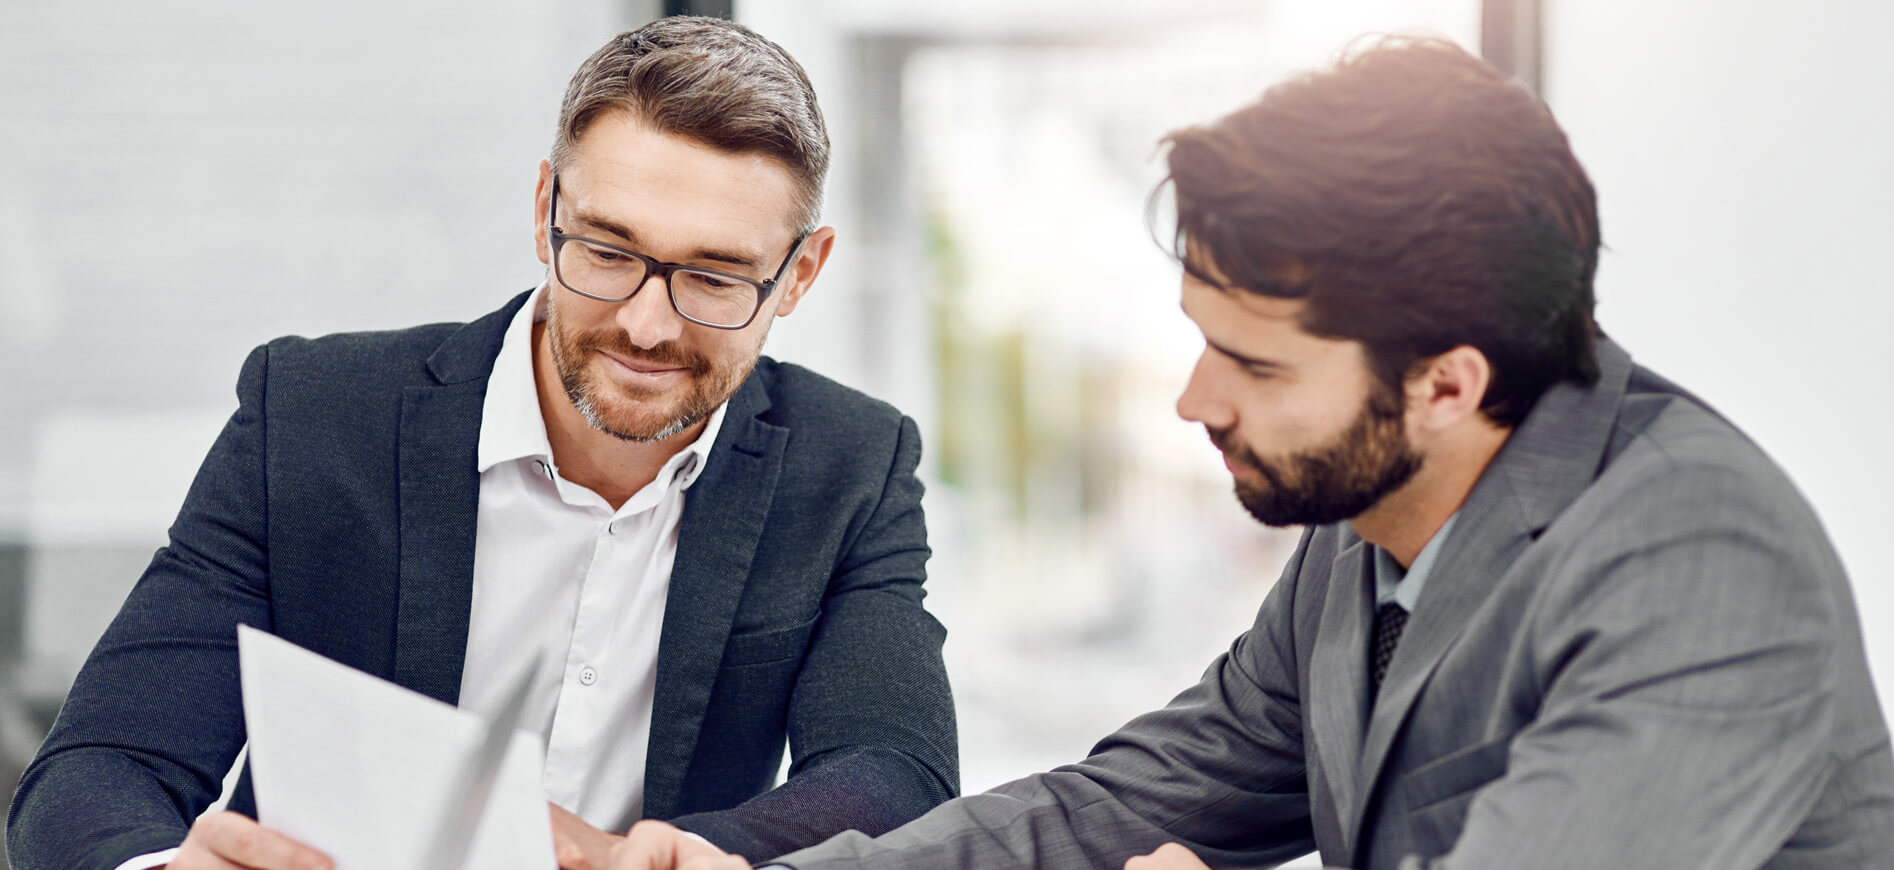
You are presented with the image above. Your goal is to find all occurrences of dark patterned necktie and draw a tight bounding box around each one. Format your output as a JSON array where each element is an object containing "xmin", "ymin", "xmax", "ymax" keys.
[{"xmin": 1371, "ymin": 602, "xmax": 1409, "ymax": 694}]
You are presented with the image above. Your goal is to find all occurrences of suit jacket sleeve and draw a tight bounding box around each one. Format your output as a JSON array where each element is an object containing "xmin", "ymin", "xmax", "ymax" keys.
[
  {"xmin": 1404, "ymin": 461, "xmax": 1850, "ymax": 869},
  {"xmin": 669, "ymin": 415, "xmax": 961, "ymax": 861},
  {"xmin": 6, "ymin": 345, "xmax": 274, "ymax": 870},
  {"xmin": 769, "ymin": 529, "xmax": 1324, "ymax": 870}
]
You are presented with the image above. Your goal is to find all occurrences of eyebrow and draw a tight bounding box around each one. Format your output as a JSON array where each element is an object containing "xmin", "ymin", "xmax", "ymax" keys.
[
  {"xmin": 1206, "ymin": 338, "xmax": 1286, "ymax": 372},
  {"xmin": 567, "ymin": 207, "xmax": 766, "ymax": 271},
  {"xmin": 1180, "ymin": 297, "xmax": 1288, "ymax": 372}
]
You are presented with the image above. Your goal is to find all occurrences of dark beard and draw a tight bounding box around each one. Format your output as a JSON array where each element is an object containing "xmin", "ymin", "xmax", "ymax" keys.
[{"xmin": 1209, "ymin": 382, "xmax": 1422, "ymax": 527}]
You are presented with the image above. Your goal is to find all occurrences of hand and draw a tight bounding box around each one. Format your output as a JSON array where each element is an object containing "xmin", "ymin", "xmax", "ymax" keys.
[
  {"xmin": 607, "ymin": 819, "xmax": 743, "ymax": 870},
  {"xmin": 1125, "ymin": 842, "xmax": 1210, "ymax": 870},
  {"xmin": 551, "ymin": 803, "xmax": 625, "ymax": 870},
  {"xmin": 167, "ymin": 811, "xmax": 332, "ymax": 870}
]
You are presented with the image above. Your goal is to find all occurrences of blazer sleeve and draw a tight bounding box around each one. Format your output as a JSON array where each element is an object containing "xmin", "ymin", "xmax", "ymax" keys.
[
  {"xmin": 768, "ymin": 531, "xmax": 1322, "ymax": 870},
  {"xmin": 668, "ymin": 414, "xmax": 959, "ymax": 861},
  {"xmin": 6, "ymin": 345, "xmax": 274, "ymax": 870},
  {"xmin": 1402, "ymin": 462, "xmax": 1851, "ymax": 869}
]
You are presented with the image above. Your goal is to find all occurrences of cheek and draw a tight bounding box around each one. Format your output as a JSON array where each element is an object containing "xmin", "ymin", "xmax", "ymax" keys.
[
  {"xmin": 1236, "ymin": 388, "xmax": 1336, "ymax": 453},
  {"xmin": 728, "ymin": 317, "xmax": 773, "ymax": 357},
  {"xmin": 551, "ymin": 302, "xmax": 594, "ymax": 339},
  {"xmin": 688, "ymin": 325, "xmax": 765, "ymax": 370}
]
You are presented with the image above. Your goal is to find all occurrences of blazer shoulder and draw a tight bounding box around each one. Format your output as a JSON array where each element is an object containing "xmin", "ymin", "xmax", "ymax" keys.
[
  {"xmin": 1549, "ymin": 375, "xmax": 1841, "ymax": 594},
  {"xmin": 1604, "ymin": 378, "xmax": 1809, "ymax": 521},
  {"xmin": 258, "ymin": 319, "xmax": 468, "ymax": 389},
  {"xmin": 752, "ymin": 357, "xmax": 909, "ymax": 435}
]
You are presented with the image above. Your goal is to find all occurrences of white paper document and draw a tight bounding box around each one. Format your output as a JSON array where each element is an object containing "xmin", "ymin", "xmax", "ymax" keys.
[{"xmin": 237, "ymin": 625, "xmax": 556, "ymax": 869}]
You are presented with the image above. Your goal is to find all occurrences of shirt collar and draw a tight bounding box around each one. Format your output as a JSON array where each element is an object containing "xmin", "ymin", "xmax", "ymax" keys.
[
  {"xmin": 1373, "ymin": 512, "xmax": 1460, "ymax": 612},
  {"xmin": 476, "ymin": 283, "xmax": 555, "ymax": 473},
  {"xmin": 476, "ymin": 283, "xmax": 727, "ymax": 495}
]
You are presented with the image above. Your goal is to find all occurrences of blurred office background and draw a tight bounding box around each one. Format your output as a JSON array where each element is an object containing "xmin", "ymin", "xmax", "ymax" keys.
[{"xmin": 3, "ymin": 0, "xmax": 1891, "ymax": 863}]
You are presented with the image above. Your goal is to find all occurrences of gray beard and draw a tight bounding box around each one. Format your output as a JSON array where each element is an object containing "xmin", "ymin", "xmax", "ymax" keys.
[{"xmin": 567, "ymin": 385, "xmax": 708, "ymax": 443}]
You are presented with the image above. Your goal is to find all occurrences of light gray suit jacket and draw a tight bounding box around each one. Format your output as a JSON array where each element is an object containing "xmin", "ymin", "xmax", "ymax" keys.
[{"xmin": 775, "ymin": 339, "xmax": 1894, "ymax": 869}]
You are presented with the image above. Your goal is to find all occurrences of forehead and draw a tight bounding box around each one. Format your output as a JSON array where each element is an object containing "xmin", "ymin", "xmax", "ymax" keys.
[
  {"xmin": 1180, "ymin": 272, "xmax": 1367, "ymax": 370},
  {"xmin": 1180, "ymin": 271, "xmax": 1307, "ymax": 339},
  {"xmin": 561, "ymin": 109, "xmax": 802, "ymax": 255}
]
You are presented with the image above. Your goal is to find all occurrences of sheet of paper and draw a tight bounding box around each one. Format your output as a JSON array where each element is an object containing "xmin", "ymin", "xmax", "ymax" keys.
[{"xmin": 238, "ymin": 625, "xmax": 556, "ymax": 870}]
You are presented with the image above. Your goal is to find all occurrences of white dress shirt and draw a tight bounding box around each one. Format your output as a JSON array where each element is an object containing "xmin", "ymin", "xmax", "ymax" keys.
[
  {"xmin": 116, "ymin": 285, "xmax": 726, "ymax": 870},
  {"xmin": 460, "ymin": 284, "xmax": 725, "ymax": 833}
]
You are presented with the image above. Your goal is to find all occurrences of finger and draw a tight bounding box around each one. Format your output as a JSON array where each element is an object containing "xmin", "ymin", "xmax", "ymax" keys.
[
  {"xmin": 1125, "ymin": 841, "xmax": 1206, "ymax": 870},
  {"xmin": 550, "ymin": 803, "xmax": 622, "ymax": 870},
  {"xmin": 611, "ymin": 820, "xmax": 715, "ymax": 870},
  {"xmin": 670, "ymin": 830, "xmax": 731, "ymax": 863},
  {"xmin": 549, "ymin": 804, "xmax": 588, "ymax": 869},
  {"xmin": 555, "ymin": 838, "xmax": 597, "ymax": 870},
  {"xmin": 168, "ymin": 840, "xmax": 246, "ymax": 870},
  {"xmin": 189, "ymin": 812, "xmax": 333, "ymax": 870},
  {"xmin": 607, "ymin": 825, "xmax": 666, "ymax": 870}
]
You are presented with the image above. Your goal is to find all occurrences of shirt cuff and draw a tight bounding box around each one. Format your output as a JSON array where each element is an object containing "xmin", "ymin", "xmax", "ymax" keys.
[{"xmin": 112, "ymin": 847, "xmax": 180, "ymax": 870}]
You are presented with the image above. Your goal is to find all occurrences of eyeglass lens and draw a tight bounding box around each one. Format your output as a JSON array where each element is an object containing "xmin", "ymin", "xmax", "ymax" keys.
[{"xmin": 556, "ymin": 238, "xmax": 760, "ymax": 327}]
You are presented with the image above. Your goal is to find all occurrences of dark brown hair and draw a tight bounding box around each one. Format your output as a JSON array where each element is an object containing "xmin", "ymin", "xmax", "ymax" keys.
[
  {"xmin": 553, "ymin": 16, "xmax": 829, "ymax": 233},
  {"xmin": 1164, "ymin": 35, "xmax": 1600, "ymax": 426}
]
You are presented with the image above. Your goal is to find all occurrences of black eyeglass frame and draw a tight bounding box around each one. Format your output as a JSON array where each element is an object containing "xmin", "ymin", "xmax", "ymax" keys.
[{"xmin": 546, "ymin": 175, "xmax": 809, "ymax": 330}]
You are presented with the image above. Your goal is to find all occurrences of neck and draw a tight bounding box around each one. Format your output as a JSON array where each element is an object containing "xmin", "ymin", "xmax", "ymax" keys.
[
  {"xmin": 1350, "ymin": 421, "xmax": 1511, "ymax": 568},
  {"xmin": 531, "ymin": 320, "xmax": 706, "ymax": 509}
]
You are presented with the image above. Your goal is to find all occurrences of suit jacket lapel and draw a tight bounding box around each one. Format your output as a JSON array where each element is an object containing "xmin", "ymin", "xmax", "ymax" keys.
[
  {"xmin": 1349, "ymin": 466, "xmax": 1536, "ymax": 847},
  {"xmin": 1308, "ymin": 535, "xmax": 1373, "ymax": 860},
  {"xmin": 391, "ymin": 293, "xmax": 527, "ymax": 705},
  {"xmin": 642, "ymin": 371, "xmax": 787, "ymax": 820},
  {"xmin": 1344, "ymin": 339, "xmax": 1636, "ymax": 853}
]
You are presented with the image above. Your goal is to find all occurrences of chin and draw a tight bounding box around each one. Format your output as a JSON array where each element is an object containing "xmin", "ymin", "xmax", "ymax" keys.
[{"xmin": 577, "ymin": 391, "xmax": 686, "ymax": 442}]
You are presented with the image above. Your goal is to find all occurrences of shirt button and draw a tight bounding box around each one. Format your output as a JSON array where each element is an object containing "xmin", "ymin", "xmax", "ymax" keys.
[
  {"xmin": 607, "ymin": 521, "xmax": 617, "ymax": 536},
  {"xmin": 578, "ymin": 666, "xmax": 598, "ymax": 686}
]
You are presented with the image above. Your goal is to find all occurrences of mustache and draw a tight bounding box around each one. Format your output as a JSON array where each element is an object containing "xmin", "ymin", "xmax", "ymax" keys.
[
  {"xmin": 572, "ymin": 328, "xmax": 712, "ymax": 376},
  {"xmin": 1205, "ymin": 424, "xmax": 1250, "ymax": 463}
]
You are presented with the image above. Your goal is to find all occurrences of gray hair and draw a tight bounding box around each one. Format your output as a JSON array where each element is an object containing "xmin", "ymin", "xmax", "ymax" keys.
[{"xmin": 551, "ymin": 16, "xmax": 830, "ymax": 234}]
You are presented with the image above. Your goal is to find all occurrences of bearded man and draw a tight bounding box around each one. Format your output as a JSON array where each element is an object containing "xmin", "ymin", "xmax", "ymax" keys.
[
  {"xmin": 7, "ymin": 17, "xmax": 956, "ymax": 870},
  {"xmin": 604, "ymin": 35, "xmax": 1894, "ymax": 870}
]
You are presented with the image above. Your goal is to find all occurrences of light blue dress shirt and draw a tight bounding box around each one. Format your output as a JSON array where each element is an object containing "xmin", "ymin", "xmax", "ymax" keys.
[{"xmin": 1372, "ymin": 513, "xmax": 1460, "ymax": 613}]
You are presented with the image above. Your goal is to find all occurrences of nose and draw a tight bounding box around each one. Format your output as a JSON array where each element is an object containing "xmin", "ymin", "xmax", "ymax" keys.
[
  {"xmin": 615, "ymin": 272, "xmax": 686, "ymax": 348},
  {"xmin": 1176, "ymin": 349, "xmax": 1234, "ymax": 429}
]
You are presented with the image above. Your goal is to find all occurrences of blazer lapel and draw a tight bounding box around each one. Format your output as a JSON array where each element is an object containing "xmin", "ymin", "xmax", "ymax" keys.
[
  {"xmin": 390, "ymin": 294, "xmax": 525, "ymax": 705},
  {"xmin": 1345, "ymin": 339, "xmax": 1637, "ymax": 853},
  {"xmin": 1349, "ymin": 468, "xmax": 1536, "ymax": 846},
  {"xmin": 642, "ymin": 372, "xmax": 787, "ymax": 820},
  {"xmin": 1308, "ymin": 534, "xmax": 1373, "ymax": 861}
]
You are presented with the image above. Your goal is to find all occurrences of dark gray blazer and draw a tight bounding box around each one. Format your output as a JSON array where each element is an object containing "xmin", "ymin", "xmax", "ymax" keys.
[
  {"xmin": 7, "ymin": 291, "xmax": 958, "ymax": 870},
  {"xmin": 775, "ymin": 339, "xmax": 1894, "ymax": 869}
]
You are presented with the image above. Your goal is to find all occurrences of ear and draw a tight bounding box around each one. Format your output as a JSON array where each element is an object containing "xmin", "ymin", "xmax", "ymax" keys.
[
  {"xmin": 1404, "ymin": 345, "xmax": 1493, "ymax": 436},
  {"xmin": 533, "ymin": 160, "xmax": 554, "ymax": 267},
  {"xmin": 771, "ymin": 225, "xmax": 836, "ymax": 318}
]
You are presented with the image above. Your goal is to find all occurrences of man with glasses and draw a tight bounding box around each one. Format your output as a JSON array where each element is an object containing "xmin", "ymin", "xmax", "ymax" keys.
[{"xmin": 8, "ymin": 17, "xmax": 956, "ymax": 870}]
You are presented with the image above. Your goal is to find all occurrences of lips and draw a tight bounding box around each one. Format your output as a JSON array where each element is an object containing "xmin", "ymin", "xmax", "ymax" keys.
[
  {"xmin": 1206, "ymin": 427, "xmax": 1248, "ymax": 470},
  {"xmin": 597, "ymin": 350, "xmax": 687, "ymax": 377}
]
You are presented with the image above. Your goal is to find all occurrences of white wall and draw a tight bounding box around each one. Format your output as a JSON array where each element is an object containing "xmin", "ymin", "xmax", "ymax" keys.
[
  {"xmin": 1545, "ymin": 0, "xmax": 1894, "ymax": 709},
  {"xmin": 0, "ymin": 0, "xmax": 639, "ymax": 537}
]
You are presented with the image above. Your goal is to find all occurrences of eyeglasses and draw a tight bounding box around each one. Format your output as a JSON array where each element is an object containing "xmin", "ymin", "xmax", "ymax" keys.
[{"xmin": 546, "ymin": 175, "xmax": 808, "ymax": 330}]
